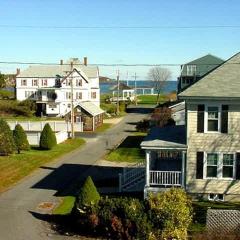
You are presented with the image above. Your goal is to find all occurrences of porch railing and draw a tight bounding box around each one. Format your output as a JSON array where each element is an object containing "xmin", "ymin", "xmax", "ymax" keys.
[{"xmin": 149, "ymin": 170, "xmax": 182, "ymax": 186}]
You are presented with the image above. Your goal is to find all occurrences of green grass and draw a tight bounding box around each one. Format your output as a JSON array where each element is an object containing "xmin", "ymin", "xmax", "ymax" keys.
[
  {"xmin": 53, "ymin": 196, "xmax": 76, "ymax": 215},
  {"xmin": 0, "ymin": 138, "xmax": 85, "ymax": 193},
  {"xmin": 95, "ymin": 123, "xmax": 112, "ymax": 132},
  {"xmin": 137, "ymin": 94, "xmax": 166, "ymax": 104},
  {"xmin": 105, "ymin": 135, "xmax": 146, "ymax": 163}
]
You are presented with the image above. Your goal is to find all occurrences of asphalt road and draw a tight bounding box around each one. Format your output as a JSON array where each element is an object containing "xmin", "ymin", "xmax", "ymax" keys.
[{"xmin": 0, "ymin": 106, "xmax": 152, "ymax": 240}]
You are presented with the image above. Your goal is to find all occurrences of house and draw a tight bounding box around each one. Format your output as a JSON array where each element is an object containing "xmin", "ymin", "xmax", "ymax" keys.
[
  {"xmin": 177, "ymin": 54, "xmax": 224, "ymax": 93},
  {"xmin": 111, "ymin": 82, "xmax": 135, "ymax": 102},
  {"xmin": 16, "ymin": 58, "xmax": 104, "ymax": 130},
  {"xmin": 120, "ymin": 52, "xmax": 240, "ymax": 202}
]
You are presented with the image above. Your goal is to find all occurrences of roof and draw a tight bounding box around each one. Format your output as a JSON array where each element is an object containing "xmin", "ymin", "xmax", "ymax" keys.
[
  {"xmin": 78, "ymin": 102, "xmax": 105, "ymax": 116},
  {"xmin": 179, "ymin": 52, "xmax": 240, "ymax": 99},
  {"xmin": 111, "ymin": 82, "xmax": 133, "ymax": 91},
  {"xmin": 18, "ymin": 63, "xmax": 98, "ymax": 78},
  {"xmin": 181, "ymin": 54, "xmax": 224, "ymax": 77},
  {"xmin": 141, "ymin": 125, "xmax": 187, "ymax": 149}
]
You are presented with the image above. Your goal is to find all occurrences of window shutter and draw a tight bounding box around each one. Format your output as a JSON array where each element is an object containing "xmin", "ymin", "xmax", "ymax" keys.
[
  {"xmin": 221, "ymin": 105, "xmax": 228, "ymax": 133},
  {"xmin": 196, "ymin": 152, "xmax": 204, "ymax": 179},
  {"xmin": 236, "ymin": 153, "xmax": 240, "ymax": 180},
  {"xmin": 197, "ymin": 105, "xmax": 205, "ymax": 133}
]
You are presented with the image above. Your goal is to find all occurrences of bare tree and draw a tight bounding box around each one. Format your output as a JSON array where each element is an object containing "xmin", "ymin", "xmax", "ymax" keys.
[{"xmin": 148, "ymin": 67, "xmax": 172, "ymax": 104}]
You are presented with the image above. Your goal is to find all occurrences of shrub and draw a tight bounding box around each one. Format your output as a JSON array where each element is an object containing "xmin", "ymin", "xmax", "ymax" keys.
[
  {"xmin": 0, "ymin": 89, "xmax": 14, "ymax": 99},
  {"xmin": 151, "ymin": 107, "xmax": 174, "ymax": 127},
  {"xmin": 39, "ymin": 123, "xmax": 57, "ymax": 150},
  {"xmin": 13, "ymin": 124, "xmax": 30, "ymax": 153},
  {"xmin": 0, "ymin": 119, "xmax": 15, "ymax": 155},
  {"xmin": 147, "ymin": 188, "xmax": 192, "ymax": 240},
  {"xmin": 136, "ymin": 119, "xmax": 150, "ymax": 132},
  {"xmin": 77, "ymin": 176, "xmax": 100, "ymax": 208}
]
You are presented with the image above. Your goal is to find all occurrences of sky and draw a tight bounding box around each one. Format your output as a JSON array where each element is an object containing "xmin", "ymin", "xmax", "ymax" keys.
[{"xmin": 1, "ymin": 0, "xmax": 240, "ymax": 80}]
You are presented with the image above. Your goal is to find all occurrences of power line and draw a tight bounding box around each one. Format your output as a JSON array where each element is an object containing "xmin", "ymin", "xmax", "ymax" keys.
[{"xmin": 0, "ymin": 24, "xmax": 240, "ymax": 29}]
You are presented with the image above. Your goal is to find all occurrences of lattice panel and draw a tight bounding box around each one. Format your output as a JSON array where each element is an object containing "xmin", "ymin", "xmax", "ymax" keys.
[{"xmin": 207, "ymin": 209, "xmax": 240, "ymax": 234}]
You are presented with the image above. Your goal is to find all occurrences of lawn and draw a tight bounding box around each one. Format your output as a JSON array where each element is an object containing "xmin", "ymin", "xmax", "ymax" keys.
[
  {"xmin": 0, "ymin": 138, "xmax": 85, "ymax": 193},
  {"xmin": 53, "ymin": 196, "xmax": 76, "ymax": 215},
  {"xmin": 105, "ymin": 134, "xmax": 146, "ymax": 163},
  {"xmin": 95, "ymin": 123, "xmax": 112, "ymax": 133},
  {"xmin": 137, "ymin": 94, "xmax": 165, "ymax": 104}
]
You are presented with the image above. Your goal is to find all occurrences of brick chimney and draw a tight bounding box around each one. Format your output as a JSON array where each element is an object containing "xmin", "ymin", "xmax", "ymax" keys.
[
  {"xmin": 16, "ymin": 68, "xmax": 20, "ymax": 76},
  {"xmin": 84, "ymin": 57, "xmax": 87, "ymax": 66},
  {"xmin": 60, "ymin": 59, "xmax": 63, "ymax": 65}
]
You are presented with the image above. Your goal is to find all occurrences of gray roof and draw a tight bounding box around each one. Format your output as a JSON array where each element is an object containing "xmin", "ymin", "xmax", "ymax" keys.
[
  {"xmin": 111, "ymin": 82, "xmax": 133, "ymax": 91},
  {"xmin": 141, "ymin": 125, "xmax": 187, "ymax": 149},
  {"xmin": 18, "ymin": 64, "xmax": 98, "ymax": 78},
  {"xmin": 179, "ymin": 52, "xmax": 240, "ymax": 99},
  {"xmin": 78, "ymin": 102, "xmax": 104, "ymax": 116}
]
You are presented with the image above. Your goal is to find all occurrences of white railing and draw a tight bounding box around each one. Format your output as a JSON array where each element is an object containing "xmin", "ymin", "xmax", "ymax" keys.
[
  {"xmin": 150, "ymin": 171, "xmax": 182, "ymax": 186},
  {"xmin": 119, "ymin": 160, "xmax": 145, "ymax": 191}
]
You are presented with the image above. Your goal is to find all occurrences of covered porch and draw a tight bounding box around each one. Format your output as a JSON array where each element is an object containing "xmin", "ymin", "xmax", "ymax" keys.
[{"xmin": 141, "ymin": 125, "xmax": 187, "ymax": 197}]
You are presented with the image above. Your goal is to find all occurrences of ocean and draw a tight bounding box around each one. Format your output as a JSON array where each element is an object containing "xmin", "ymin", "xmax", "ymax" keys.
[{"xmin": 100, "ymin": 80, "xmax": 177, "ymax": 95}]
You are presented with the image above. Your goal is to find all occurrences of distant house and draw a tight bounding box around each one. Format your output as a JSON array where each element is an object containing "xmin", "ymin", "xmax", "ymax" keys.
[
  {"xmin": 177, "ymin": 54, "xmax": 224, "ymax": 93},
  {"xmin": 16, "ymin": 58, "xmax": 104, "ymax": 130},
  {"xmin": 120, "ymin": 52, "xmax": 240, "ymax": 202},
  {"xmin": 111, "ymin": 82, "xmax": 135, "ymax": 101}
]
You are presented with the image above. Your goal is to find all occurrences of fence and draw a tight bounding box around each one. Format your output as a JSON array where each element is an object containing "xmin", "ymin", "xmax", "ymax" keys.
[
  {"xmin": 26, "ymin": 131, "xmax": 68, "ymax": 145},
  {"xmin": 8, "ymin": 120, "xmax": 83, "ymax": 132}
]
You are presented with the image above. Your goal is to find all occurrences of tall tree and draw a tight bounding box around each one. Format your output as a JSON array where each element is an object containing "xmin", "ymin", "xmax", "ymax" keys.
[
  {"xmin": 0, "ymin": 73, "xmax": 6, "ymax": 88},
  {"xmin": 148, "ymin": 67, "xmax": 171, "ymax": 105},
  {"xmin": 13, "ymin": 124, "xmax": 30, "ymax": 154}
]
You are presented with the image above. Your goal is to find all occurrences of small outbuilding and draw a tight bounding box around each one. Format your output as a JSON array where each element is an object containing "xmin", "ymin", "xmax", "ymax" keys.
[{"xmin": 111, "ymin": 83, "xmax": 135, "ymax": 101}]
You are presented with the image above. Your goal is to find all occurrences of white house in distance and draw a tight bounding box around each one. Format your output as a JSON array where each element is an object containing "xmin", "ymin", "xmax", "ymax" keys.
[{"xmin": 16, "ymin": 58, "xmax": 104, "ymax": 131}]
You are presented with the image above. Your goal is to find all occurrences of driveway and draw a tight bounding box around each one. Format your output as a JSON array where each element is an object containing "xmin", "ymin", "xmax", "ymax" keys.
[{"xmin": 0, "ymin": 106, "xmax": 152, "ymax": 240}]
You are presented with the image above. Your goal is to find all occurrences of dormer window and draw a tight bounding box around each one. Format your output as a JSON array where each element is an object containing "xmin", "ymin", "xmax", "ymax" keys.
[{"xmin": 186, "ymin": 65, "xmax": 197, "ymax": 76}]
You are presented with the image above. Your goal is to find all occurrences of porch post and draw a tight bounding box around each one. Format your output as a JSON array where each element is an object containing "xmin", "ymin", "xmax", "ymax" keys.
[
  {"xmin": 181, "ymin": 151, "xmax": 186, "ymax": 188},
  {"xmin": 146, "ymin": 150, "xmax": 150, "ymax": 187}
]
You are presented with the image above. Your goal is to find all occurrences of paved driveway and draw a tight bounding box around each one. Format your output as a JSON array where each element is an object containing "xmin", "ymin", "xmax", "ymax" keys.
[{"xmin": 0, "ymin": 107, "xmax": 151, "ymax": 240}]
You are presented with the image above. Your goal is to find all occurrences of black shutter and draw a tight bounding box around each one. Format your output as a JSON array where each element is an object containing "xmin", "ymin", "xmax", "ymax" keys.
[
  {"xmin": 236, "ymin": 153, "xmax": 240, "ymax": 180},
  {"xmin": 197, "ymin": 105, "xmax": 205, "ymax": 133},
  {"xmin": 221, "ymin": 105, "xmax": 228, "ymax": 133},
  {"xmin": 196, "ymin": 152, "xmax": 204, "ymax": 179}
]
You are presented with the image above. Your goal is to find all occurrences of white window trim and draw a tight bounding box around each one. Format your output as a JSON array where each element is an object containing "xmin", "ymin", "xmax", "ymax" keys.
[
  {"xmin": 203, "ymin": 152, "xmax": 236, "ymax": 180},
  {"xmin": 204, "ymin": 103, "xmax": 222, "ymax": 133}
]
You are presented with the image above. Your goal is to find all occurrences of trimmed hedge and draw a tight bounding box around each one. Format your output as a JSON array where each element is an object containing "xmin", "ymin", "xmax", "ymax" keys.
[
  {"xmin": 13, "ymin": 124, "xmax": 30, "ymax": 153},
  {"xmin": 39, "ymin": 123, "xmax": 57, "ymax": 150}
]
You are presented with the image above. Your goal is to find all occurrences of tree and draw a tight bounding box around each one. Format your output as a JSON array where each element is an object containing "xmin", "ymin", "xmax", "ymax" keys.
[
  {"xmin": 13, "ymin": 124, "xmax": 30, "ymax": 153},
  {"xmin": 151, "ymin": 107, "xmax": 175, "ymax": 127},
  {"xmin": 0, "ymin": 73, "xmax": 6, "ymax": 88},
  {"xmin": 77, "ymin": 176, "xmax": 100, "ymax": 208},
  {"xmin": 148, "ymin": 67, "xmax": 172, "ymax": 104},
  {"xmin": 0, "ymin": 119, "xmax": 15, "ymax": 155},
  {"xmin": 39, "ymin": 123, "xmax": 57, "ymax": 150}
]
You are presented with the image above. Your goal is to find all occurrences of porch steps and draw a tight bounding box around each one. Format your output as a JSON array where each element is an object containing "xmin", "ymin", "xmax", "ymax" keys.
[{"xmin": 119, "ymin": 160, "xmax": 146, "ymax": 192}]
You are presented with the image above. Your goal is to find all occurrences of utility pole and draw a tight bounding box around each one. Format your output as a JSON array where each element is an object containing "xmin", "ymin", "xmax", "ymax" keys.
[
  {"xmin": 126, "ymin": 71, "xmax": 128, "ymax": 86},
  {"xmin": 116, "ymin": 70, "xmax": 120, "ymax": 115},
  {"xmin": 70, "ymin": 61, "xmax": 75, "ymax": 139},
  {"xmin": 132, "ymin": 72, "xmax": 138, "ymax": 106}
]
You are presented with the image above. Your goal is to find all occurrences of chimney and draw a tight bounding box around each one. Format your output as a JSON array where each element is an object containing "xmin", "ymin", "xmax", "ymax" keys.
[
  {"xmin": 60, "ymin": 59, "xmax": 63, "ymax": 65},
  {"xmin": 84, "ymin": 57, "xmax": 87, "ymax": 66},
  {"xmin": 16, "ymin": 68, "xmax": 20, "ymax": 76}
]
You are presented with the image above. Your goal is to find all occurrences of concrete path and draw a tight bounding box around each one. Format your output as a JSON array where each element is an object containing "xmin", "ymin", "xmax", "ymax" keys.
[{"xmin": 0, "ymin": 106, "xmax": 151, "ymax": 240}]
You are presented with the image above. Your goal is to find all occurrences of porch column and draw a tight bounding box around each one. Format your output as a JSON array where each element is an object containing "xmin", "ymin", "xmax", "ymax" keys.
[
  {"xmin": 145, "ymin": 150, "xmax": 150, "ymax": 187},
  {"xmin": 181, "ymin": 151, "xmax": 186, "ymax": 188}
]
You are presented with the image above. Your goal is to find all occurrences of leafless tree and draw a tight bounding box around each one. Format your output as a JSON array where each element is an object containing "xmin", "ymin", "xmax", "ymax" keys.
[{"xmin": 148, "ymin": 67, "xmax": 172, "ymax": 104}]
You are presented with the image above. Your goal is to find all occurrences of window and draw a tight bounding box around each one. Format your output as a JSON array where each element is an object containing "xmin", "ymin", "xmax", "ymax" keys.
[
  {"xmin": 207, "ymin": 106, "xmax": 219, "ymax": 132},
  {"xmin": 76, "ymin": 92, "xmax": 82, "ymax": 99},
  {"xmin": 32, "ymin": 79, "xmax": 38, "ymax": 86},
  {"xmin": 223, "ymin": 154, "xmax": 234, "ymax": 178},
  {"xmin": 208, "ymin": 193, "xmax": 224, "ymax": 201},
  {"xmin": 66, "ymin": 92, "xmax": 71, "ymax": 100},
  {"xmin": 42, "ymin": 79, "xmax": 48, "ymax": 86},
  {"xmin": 206, "ymin": 153, "xmax": 218, "ymax": 178},
  {"xmin": 25, "ymin": 91, "xmax": 35, "ymax": 99},
  {"xmin": 186, "ymin": 65, "xmax": 197, "ymax": 76},
  {"xmin": 66, "ymin": 79, "xmax": 71, "ymax": 86},
  {"xmin": 21, "ymin": 79, "xmax": 27, "ymax": 86},
  {"xmin": 76, "ymin": 79, "xmax": 82, "ymax": 86},
  {"xmin": 91, "ymin": 91, "xmax": 96, "ymax": 99}
]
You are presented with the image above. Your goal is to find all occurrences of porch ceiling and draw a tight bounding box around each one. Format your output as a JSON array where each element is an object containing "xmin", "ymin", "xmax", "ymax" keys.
[{"xmin": 141, "ymin": 125, "xmax": 187, "ymax": 150}]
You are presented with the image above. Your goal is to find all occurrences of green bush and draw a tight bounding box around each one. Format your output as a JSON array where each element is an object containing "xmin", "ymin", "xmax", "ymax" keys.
[
  {"xmin": 0, "ymin": 89, "xmax": 14, "ymax": 99},
  {"xmin": 147, "ymin": 188, "xmax": 192, "ymax": 240},
  {"xmin": 13, "ymin": 124, "xmax": 30, "ymax": 153},
  {"xmin": 18, "ymin": 99, "xmax": 36, "ymax": 112},
  {"xmin": 39, "ymin": 123, "xmax": 57, "ymax": 150},
  {"xmin": 0, "ymin": 119, "xmax": 15, "ymax": 155},
  {"xmin": 136, "ymin": 119, "xmax": 150, "ymax": 132},
  {"xmin": 77, "ymin": 176, "xmax": 100, "ymax": 209}
]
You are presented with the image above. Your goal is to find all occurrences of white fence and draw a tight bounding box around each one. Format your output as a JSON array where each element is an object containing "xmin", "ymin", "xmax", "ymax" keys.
[
  {"xmin": 149, "ymin": 171, "xmax": 182, "ymax": 186},
  {"xmin": 8, "ymin": 121, "xmax": 83, "ymax": 132},
  {"xmin": 26, "ymin": 131, "xmax": 68, "ymax": 145}
]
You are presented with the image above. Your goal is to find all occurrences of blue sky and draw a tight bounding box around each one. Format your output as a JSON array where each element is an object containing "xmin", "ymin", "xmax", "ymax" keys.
[{"xmin": 1, "ymin": 0, "xmax": 240, "ymax": 79}]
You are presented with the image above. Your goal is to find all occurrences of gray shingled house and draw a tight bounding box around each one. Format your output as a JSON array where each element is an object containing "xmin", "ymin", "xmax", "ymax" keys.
[{"xmin": 119, "ymin": 52, "xmax": 240, "ymax": 201}]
